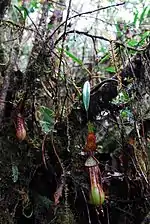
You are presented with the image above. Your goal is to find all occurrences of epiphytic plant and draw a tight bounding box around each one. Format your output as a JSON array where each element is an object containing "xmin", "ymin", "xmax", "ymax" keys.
[
  {"xmin": 15, "ymin": 112, "xmax": 26, "ymax": 141},
  {"xmin": 82, "ymin": 81, "xmax": 105, "ymax": 207}
]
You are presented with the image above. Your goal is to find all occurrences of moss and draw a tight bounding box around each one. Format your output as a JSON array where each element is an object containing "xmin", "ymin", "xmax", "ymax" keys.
[{"xmin": 54, "ymin": 206, "xmax": 77, "ymax": 224}]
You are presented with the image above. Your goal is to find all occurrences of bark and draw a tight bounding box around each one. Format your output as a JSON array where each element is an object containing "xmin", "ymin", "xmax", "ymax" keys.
[{"xmin": 0, "ymin": 0, "xmax": 11, "ymax": 19}]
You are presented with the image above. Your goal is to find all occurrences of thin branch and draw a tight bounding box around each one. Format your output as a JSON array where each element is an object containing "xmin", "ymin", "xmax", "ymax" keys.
[
  {"xmin": 51, "ymin": 134, "xmax": 64, "ymax": 174},
  {"xmin": 42, "ymin": 134, "xmax": 48, "ymax": 170},
  {"xmin": 70, "ymin": 2, "xmax": 125, "ymax": 17},
  {"xmin": 55, "ymin": 29, "xmax": 144, "ymax": 52},
  {"xmin": 22, "ymin": 7, "xmax": 41, "ymax": 37},
  {"xmin": 50, "ymin": 2, "xmax": 125, "ymax": 39},
  {"xmin": 40, "ymin": 80, "xmax": 52, "ymax": 98},
  {"xmin": 55, "ymin": 30, "xmax": 109, "ymax": 44}
]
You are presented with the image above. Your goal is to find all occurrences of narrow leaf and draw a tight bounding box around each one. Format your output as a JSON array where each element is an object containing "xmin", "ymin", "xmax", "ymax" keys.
[
  {"xmin": 105, "ymin": 66, "xmax": 116, "ymax": 73},
  {"xmin": 139, "ymin": 7, "xmax": 148, "ymax": 25},
  {"xmin": 64, "ymin": 49, "xmax": 83, "ymax": 65},
  {"xmin": 99, "ymin": 53, "xmax": 110, "ymax": 64},
  {"xmin": 133, "ymin": 10, "xmax": 139, "ymax": 26},
  {"xmin": 83, "ymin": 81, "xmax": 90, "ymax": 112}
]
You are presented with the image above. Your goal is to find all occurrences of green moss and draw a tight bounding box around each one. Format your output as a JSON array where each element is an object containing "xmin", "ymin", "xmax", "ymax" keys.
[{"xmin": 54, "ymin": 206, "xmax": 77, "ymax": 224}]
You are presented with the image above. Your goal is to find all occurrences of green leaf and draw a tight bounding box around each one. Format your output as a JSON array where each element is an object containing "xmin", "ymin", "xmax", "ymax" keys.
[
  {"xmin": 148, "ymin": 8, "xmax": 150, "ymax": 17},
  {"xmin": 105, "ymin": 66, "xmax": 116, "ymax": 73},
  {"xmin": 139, "ymin": 7, "xmax": 148, "ymax": 25},
  {"xmin": 120, "ymin": 110, "xmax": 128, "ymax": 118},
  {"xmin": 20, "ymin": 6, "xmax": 28, "ymax": 20},
  {"xmin": 38, "ymin": 106, "xmax": 54, "ymax": 134},
  {"xmin": 48, "ymin": 23, "xmax": 53, "ymax": 29},
  {"xmin": 83, "ymin": 81, "xmax": 90, "ymax": 112},
  {"xmin": 138, "ymin": 31, "xmax": 150, "ymax": 47},
  {"xmin": 133, "ymin": 10, "xmax": 139, "ymax": 26},
  {"xmin": 30, "ymin": 0, "xmax": 38, "ymax": 9},
  {"xmin": 127, "ymin": 39, "xmax": 138, "ymax": 47},
  {"xmin": 99, "ymin": 46, "xmax": 106, "ymax": 53},
  {"xmin": 120, "ymin": 108, "xmax": 133, "ymax": 120},
  {"xmin": 63, "ymin": 49, "xmax": 83, "ymax": 65},
  {"xmin": 13, "ymin": 5, "xmax": 24, "ymax": 22},
  {"xmin": 99, "ymin": 54, "xmax": 110, "ymax": 64},
  {"xmin": 140, "ymin": 30, "xmax": 150, "ymax": 40},
  {"xmin": 122, "ymin": 90, "xmax": 130, "ymax": 101},
  {"xmin": 113, "ymin": 89, "xmax": 130, "ymax": 105}
]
